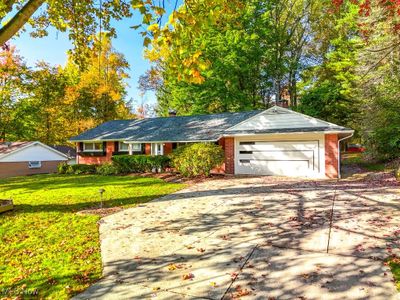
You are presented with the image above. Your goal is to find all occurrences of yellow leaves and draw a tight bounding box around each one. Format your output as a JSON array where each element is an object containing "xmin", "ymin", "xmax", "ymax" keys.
[
  {"xmin": 147, "ymin": 23, "xmax": 159, "ymax": 33},
  {"xmin": 167, "ymin": 263, "xmax": 179, "ymax": 271}
]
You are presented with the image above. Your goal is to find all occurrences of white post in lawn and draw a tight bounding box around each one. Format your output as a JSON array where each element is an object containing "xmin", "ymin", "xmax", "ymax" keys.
[{"xmin": 128, "ymin": 143, "xmax": 133, "ymax": 155}]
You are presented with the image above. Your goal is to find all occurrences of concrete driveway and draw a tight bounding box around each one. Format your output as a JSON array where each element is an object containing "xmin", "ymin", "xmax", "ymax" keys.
[{"xmin": 75, "ymin": 173, "xmax": 400, "ymax": 300}]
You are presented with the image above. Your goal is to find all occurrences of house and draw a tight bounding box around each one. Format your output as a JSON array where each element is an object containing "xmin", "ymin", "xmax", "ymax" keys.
[
  {"xmin": 69, "ymin": 106, "xmax": 354, "ymax": 179},
  {"xmin": 50, "ymin": 145, "xmax": 77, "ymax": 165},
  {"xmin": 0, "ymin": 141, "xmax": 69, "ymax": 179}
]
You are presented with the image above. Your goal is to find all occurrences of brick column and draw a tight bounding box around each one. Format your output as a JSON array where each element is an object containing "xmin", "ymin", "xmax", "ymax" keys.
[
  {"xmin": 145, "ymin": 143, "xmax": 151, "ymax": 155},
  {"xmin": 224, "ymin": 137, "xmax": 235, "ymax": 175},
  {"xmin": 325, "ymin": 134, "xmax": 339, "ymax": 179},
  {"xmin": 105, "ymin": 142, "xmax": 115, "ymax": 161}
]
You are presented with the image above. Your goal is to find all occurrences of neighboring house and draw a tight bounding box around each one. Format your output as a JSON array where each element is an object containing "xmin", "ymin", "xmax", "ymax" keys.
[
  {"xmin": 70, "ymin": 106, "xmax": 354, "ymax": 179},
  {"xmin": 50, "ymin": 145, "xmax": 77, "ymax": 165},
  {"xmin": 0, "ymin": 141, "xmax": 69, "ymax": 179}
]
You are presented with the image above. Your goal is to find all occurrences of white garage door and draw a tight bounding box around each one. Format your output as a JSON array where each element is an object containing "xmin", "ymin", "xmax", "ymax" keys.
[{"xmin": 236, "ymin": 139, "xmax": 321, "ymax": 177}]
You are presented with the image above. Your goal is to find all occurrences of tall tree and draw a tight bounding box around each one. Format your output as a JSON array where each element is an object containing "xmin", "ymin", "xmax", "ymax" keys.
[
  {"xmin": 0, "ymin": 45, "xmax": 30, "ymax": 141},
  {"xmin": 142, "ymin": 0, "xmax": 326, "ymax": 115},
  {"xmin": 298, "ymin": 1, "xmax": 361, "ymax": 128}
]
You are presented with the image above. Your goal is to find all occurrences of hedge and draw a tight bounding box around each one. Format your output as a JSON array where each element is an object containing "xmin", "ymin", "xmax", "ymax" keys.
[
  {"xmin": 58, "ymin": 163, "xmax": 97, "ymax": 175},
  {"xmin": 169, "ymin": 143, "xmax": 224, "ymax": 177},
  {"xmin": 112, "ymin": 155, "xmax": 170, "ymax": 173}
]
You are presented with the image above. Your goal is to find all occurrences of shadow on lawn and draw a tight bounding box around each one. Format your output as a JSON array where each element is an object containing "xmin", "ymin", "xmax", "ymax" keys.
[
  {"xmin": 0, "ymin": 174, "xmax": 169, "ymax": 194},
  {"xmin": 74, "ymin": 176, "xmax": 399, "ymax": 299}
]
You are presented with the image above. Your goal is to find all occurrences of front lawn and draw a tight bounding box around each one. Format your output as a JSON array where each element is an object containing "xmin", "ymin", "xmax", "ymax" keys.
[{"xmin": 0, "ymin": 174, "xmax": 183, "ymax": 299}]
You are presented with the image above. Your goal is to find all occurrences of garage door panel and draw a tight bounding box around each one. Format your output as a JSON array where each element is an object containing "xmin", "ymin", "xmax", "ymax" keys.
[
  {"xmin": 236, "ymin": 139, "xmax": 321, "ymax": 177},
  {"xmin": 238, "ymin": 160, "xmax": 311, "ymax": 176},
  {"xmin": 238, "ymin": 151, "xmax": 313, "ymax": 161},
  {"xmin": 238, "ymin": 141, "xmax": 318, "ymax": 152}
]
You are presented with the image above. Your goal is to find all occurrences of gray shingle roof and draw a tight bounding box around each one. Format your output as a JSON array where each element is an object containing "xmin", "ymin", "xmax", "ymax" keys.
[
  {"xmin": 69, "ymin": 107, "xmax": 353, "ymax": 142},
  {"xmin": 69, "ymin": 110, "xmax": 263, "ymax": 142},
  {"xmin": 226, "ymin": 106, "xmax": 351, "ymax": 134}
]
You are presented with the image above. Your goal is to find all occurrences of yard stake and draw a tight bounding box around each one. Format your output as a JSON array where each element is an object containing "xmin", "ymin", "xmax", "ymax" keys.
[{"xmin": 326, "ymin": 184, "xmax": 338, "ymax": 253}]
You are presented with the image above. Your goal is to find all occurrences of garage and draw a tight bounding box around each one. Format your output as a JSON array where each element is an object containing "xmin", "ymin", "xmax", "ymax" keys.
[{"xmin": 234, "ymin": 134, "xmax": 325, "ymax": 178}]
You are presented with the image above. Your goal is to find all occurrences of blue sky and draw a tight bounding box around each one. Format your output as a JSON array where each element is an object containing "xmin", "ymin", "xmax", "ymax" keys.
[{"xmin": 11, "ymin": 11, "xmax": 158, "ymax": 107}]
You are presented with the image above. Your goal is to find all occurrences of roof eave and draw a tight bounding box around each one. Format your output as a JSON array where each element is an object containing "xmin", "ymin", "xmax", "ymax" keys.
[{"xmin": 222, "ymin": 129, "xmax": 354, "ymax": 137}]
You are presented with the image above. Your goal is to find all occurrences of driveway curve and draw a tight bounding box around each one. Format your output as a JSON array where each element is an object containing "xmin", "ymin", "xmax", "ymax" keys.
[{"xmin": 75, "ymin": 174, "xmax": 400, "ymax": 300}]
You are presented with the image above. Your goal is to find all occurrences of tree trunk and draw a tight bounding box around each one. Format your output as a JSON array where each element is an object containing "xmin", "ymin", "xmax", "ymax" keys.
[{"xmin": 0, "ymin": 0, "xmax": 45, "ymax": 46}]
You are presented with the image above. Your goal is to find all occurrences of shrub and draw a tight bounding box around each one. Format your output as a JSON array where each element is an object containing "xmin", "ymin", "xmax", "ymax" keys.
[
  {"xmin": 112, "ymin": 155, "xmax": 170, "ymax": 173},
  {"xmin": 57, "ymin": 162, "xmax": 69, "ymax": 174},
  {"xmin": 65, "ymin": 164, "xmax": 97, "ymax": 175},
  {"xmin": 169, "ymin": 143, "xmax": 224, "ymax": 177},
  {"xmin": 396, "ymin": 165, "xmax": 400, "ymax": 181},
  {"xmin": 96, "ymin": 163, "xmax": 121, "ymax": 175}
]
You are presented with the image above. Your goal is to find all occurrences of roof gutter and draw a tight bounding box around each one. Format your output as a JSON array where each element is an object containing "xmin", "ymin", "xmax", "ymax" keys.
[
  {"xmin": 338, "ymin": 131, "xmax": 354, "ymax": 179},
  {"xmin": 222, "ymin": 130, "xmax": 354, "ymax": 137}
]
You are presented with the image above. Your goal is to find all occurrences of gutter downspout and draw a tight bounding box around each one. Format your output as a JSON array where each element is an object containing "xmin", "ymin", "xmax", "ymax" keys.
[{"xmin": 337, "ymin": 132, "xmax": 354, "ymax": 179}]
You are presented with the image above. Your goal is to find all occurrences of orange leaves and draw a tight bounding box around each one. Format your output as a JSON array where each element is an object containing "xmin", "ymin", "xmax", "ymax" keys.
[{"xmin": 182, "ymin": 273, "xmax": 195, "ymax": 280}]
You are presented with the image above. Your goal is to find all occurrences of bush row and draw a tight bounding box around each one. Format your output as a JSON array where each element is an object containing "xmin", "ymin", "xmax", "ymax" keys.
[
  {"xmin": 58, "ymin": 143, "xmax": 225, "ymax": 178},
  {"xmin": 58, "ymin": 155, "xmax": 170, "ymax": 176},
  {"xmin": 112, "ymin": 155, "xmax": 170, "ymax": 173},
  {"xmin": 58, "ymin": 163, "xmax": 97, "ymax": 175}
]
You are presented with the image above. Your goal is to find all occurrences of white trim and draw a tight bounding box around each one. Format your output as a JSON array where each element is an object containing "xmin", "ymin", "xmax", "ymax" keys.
[
  {"xmin": 125, "ymin": 139, "xmax": 218, "ymax": 143},
  {"xmin": 83, "ymin": 142, "xmax": 104, "ymax": 152},
  {"xmin": 0, "ymin": 141, "xmax": 69, "ymax": 160},
  {"xmin": 70, "ymin": 139, "xmax": 126, "ymax": 142},
  {"xmin": 118, "ymin": 141, "xmax": 129, "ymax": 152},
  {"xmin": 225, "ymin": 106, "xmax": 350, "ymax": 132},
  {"xmin": 223, "ymin": 130, "xmax": 354, "ymax": 138},
  {"xmin": 151, "ymin": 143, "xmax": 164, "ymax": 155},
  {"xmin": 234, "ymin": 133, "xmax": 326, "ymax": 179},
  {"xmin": 225, "ymin": 110, "xmax": 267, "ymax": 132}
]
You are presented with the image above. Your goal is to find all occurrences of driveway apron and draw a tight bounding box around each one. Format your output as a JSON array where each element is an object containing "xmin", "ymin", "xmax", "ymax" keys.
[{"xmin": 74, "ymin": 176, "xmax": 400, "ymax": 300}]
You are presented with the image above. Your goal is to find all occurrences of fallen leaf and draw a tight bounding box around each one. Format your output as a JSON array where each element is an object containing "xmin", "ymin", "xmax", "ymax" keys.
[{"xmin": 182, "ymin": 273, "xmax": 195, "ymax": 280}]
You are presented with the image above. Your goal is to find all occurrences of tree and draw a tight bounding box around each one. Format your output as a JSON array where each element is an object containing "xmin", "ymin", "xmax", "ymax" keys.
[
  {"xmin": 0, "ymin": 45, "xmax": 31, "ymax": 141},
  {"xmin": 0, "ymin": 0, "xmax": 181, "ymax": 67},
  {"xmin": 0, "ymin": 37, "xmax": 133, "ymax": 144},
  {"xmin": 298, "ymin": 1, "xmax": 361, "ymax": 128},
  {"xmin": 62, "ymin": 34, "xmax": 133, "ymax": 137},
  {"xmin": 142, "ymin": 0, "xmax": 329, "ymax": 115}
]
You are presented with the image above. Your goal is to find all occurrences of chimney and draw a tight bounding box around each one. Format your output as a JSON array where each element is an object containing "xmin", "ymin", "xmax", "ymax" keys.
[{"xmin": 168, "ymin": 109, "xmax": 177, "ymax": 117}]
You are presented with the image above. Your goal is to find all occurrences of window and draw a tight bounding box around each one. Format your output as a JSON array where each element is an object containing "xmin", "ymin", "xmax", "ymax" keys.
[
  {"xmin": 83, "ymin": 142, "xmax": 103, "ymax": 152},
  {"xmin": 151, "ymin": 143, "xmax": 164, "ymax": 155},
  {"xmin": 239, "ymin": 151, "xmax": 253, "ymax": 154},
  {"xmin": 131, "ymin": 143, "xmax": 142, "ymax": 152},
  {"xmin": 118, "ymin": 142, "xmax": 129, "ymax": 152},
  {"xmin": 28, "ymin": 161, "xmax": 41, "ymax": 169}
]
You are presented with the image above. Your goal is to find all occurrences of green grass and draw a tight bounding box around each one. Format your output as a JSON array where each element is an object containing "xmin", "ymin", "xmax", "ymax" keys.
[
  {"xmin": 0, "ymin": 174, "xmax": 184, "ymax": 299},
  {"xmin": 341, "ymin": 153, "xmax": 387, "ymax": 171},
  {"xmin": 388, "ymin": 258, "xmax": 400, "ymax": 291}
]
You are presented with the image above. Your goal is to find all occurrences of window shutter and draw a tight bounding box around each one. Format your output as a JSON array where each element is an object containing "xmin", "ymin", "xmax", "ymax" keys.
[
  {"xmin": 79, "ymin": 142, "xmax": 83, "ymax": 152},
  {"xmin": 114, "ymin": 141, "xmax": 119, "ymax": 152}
]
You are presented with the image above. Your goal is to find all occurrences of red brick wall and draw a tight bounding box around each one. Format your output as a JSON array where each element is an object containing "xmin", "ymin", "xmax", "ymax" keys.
[
  {"xmin": 224, "ymin": 137, "xmax": 235, "ymax": 175},
  {"xmin": 77, "ymin": 141, "xmax": 115, "ymax": 164},
  {"xmin": 0, "ymin": 161, "xmax": 64, "ymax": 179},
  {"xmin": 145, "ymin": 143, "xmax": 151, "ymax": 155},
  {"xmin": 163, "ymin": 143, "xmax": 173, "ymax": 155},
  {"xmin": 325, "ymin": 134, "xmax": 339, "ymax": 179}
]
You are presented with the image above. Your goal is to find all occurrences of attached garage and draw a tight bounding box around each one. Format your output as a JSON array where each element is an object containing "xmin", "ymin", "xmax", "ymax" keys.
[
  {"xmin": 224, "ymin": 107, "xmax": 354, "ymax": 179},
  {"xmin": 235, "ymin": 134, "xmax": 325, "ymax": 178}
]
